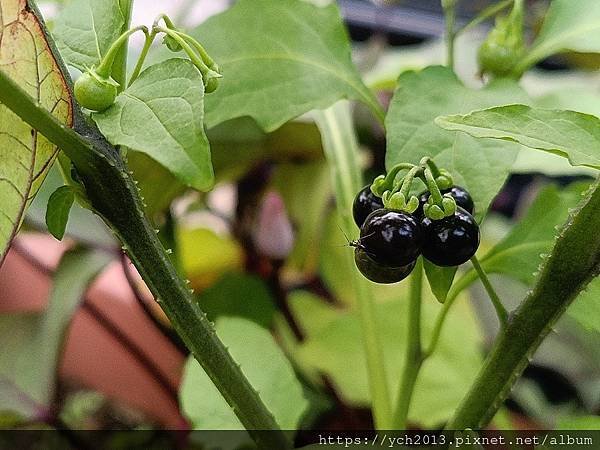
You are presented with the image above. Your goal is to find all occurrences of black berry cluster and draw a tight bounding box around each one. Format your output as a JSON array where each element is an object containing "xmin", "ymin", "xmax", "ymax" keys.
[{"xmin": 352, "ymin": 185, "xmax": 480, "ymax": 283}]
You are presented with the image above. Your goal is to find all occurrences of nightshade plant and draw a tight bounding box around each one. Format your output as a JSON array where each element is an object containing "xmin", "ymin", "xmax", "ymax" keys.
[{"xmin": 0, "ymin": 0, "xmax": 599, "ymax": 447}]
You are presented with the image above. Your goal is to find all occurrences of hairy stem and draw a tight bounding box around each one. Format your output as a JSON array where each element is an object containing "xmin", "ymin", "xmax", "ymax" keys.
[
  {"xmin": 316, "ymin": 102, "xmax": 393, "ymax": 429},
  {"xmin": 448, "ymin": 179, "xmax": 600, "ymax": 429},
  {"xmin": 392, "ymin": 258, "xmax": 424, "ymax": 429},
  {"xmin": 0, "ymin": 70, "xmax": 290, "ymax": 449}
]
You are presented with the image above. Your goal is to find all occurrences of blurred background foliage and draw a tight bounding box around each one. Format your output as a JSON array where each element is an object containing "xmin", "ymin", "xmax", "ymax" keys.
[{"xmin": 1, "ymin": 0, "xmax": 599, "ymax": 444}]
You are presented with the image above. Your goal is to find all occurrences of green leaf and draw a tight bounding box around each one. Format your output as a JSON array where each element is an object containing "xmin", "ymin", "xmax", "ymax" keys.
[
  {"xmin": 180, "ymin": 317, "xmax": 309, "ymax": 435},
  {"xmin": 471, "ymin": 183, "xmax": 589, "ymax": 286},
  {"xmin": 386, "ymin": 66, "xmax": 529, "ymax": 221},
  {"xmin": 0, "ymin": 248, "xmax": 110, "ymax": 417},
  {"xmin": 295, "ymin": 289, "xmax": 483, "ymax": 427},
  {"xmin": 423, "ymin": 261, "xmax": 457, "ymax": 303},
  {"xmin": 93, "ymin": 59, "xmax": 214, "ymax": 191},
  {"xmin": 45, "ymin": 186, "xmax": 75, "ymax": 240},
  {"xmin": 568, "ymin": 277, "xmax": 600, "ymax": 333},
  {"xmin": 0, "ymin": 0, "xmax": 73, "ymax": 265},
  {"xmin": 516, "ymin": 0, "xmax": 600, "ymax": 72},
  {"xmin": 196, "ymin": 272, "xmax": 276, "ymax": 329},
  {"xmin": 191, "ymin": 0, "xmax": 382, "ymax": 131},
  {"xmin": 436, "ymin": 105, "xmax": 600, "ymax": 169},
  {"xmin": 556, "ymin": 415, "xmax": 600, "ymax": 430},
  {"xmin": 53, "ymin": 0, "xmax": 125, "ymax": 72}
]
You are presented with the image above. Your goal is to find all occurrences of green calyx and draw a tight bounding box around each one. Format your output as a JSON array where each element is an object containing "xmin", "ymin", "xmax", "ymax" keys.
[
  {"xmin": 477, "ymin": 0, "xmax": 525, "ymax": 78},
  {"xmin": 369, "ymin": 158, "xmax": 457, "ymax": 218}
]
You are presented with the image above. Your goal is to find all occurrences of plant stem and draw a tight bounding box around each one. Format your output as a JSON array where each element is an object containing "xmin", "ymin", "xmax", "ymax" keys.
[
  {"xmin": 442, "ymin": 1, "xmax": 457, "ymax": 70},
  {"xmin": 470, "ymin": 256, "xmax": 508, "ymax": 328},
  {"xmin": 448, "ymin": 179, "xmax": 600, "ymax": 429},
  {"xmin": 456, "ymin": 0, "xmax": 513, "ymax": 36},
  {"xmin": 392, "ymin": 258, "xmax": 423, "ymax": 429},
  {"xmin": 112, "ymin": 0, "xmax": 134, "ymax": 90},
  {"xmin": 129, "ymin": 29, "xmax": 157, "ymax": 86},
  {"xmin": 0, "ymin": 70, "xmax": 291, "ymax": 450},
  {"xmin": 315, "ymin": 103, "xmax": 393, "ymax": 429}
]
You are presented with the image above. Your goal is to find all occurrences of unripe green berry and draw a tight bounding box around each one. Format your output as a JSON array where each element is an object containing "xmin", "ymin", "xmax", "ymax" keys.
[
  {"xmin": 205, "ymin": 76, "xmax": 219, "ymax": 93},
  {"xmin": 74, "ymin": 70, "xmax": 118, "ymax": 111}
]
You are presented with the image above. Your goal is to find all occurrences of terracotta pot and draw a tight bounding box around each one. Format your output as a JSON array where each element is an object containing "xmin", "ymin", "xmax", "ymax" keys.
[{"xmin": 0, "ymin": 233, "xmax": 188, "ymax": 429}]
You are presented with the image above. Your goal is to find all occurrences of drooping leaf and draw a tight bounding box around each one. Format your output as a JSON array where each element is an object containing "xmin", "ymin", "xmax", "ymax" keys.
[
  {"xmin": 295, "ymin": 287, "xmax": 483, "ymax": 428},
  {"xmin": 53, "ymin": 0, "xmax": 125, "ymax": 72},
  {"xmin": 0, "ymin": 0, "xmax": 73, "ymax": 266},
  {"xmin": 423, "ymin": 261, "xmax": 456, "ymax": 304},
  {"xmin": 0, "ymin": 248, "xmax": 110, "ymax": 418},
  {"xmin": 93, "ymin": 59, "xmax": 214, "ymax": 191},
  {"xmin": 180, "ymin": 318, "xmax": 309, "ymax": 439},
  {"xmin": 517, "ymin": 0, "xmax": 600, "ymax": 71},
  {"xmin": 568, "ymin": 277, "xmax": 600, "ymax": 334},
  {"xmin": 191, "ymin": 0, "xmax": 382, "ymax": 131},
  {"xmin": 436, "ymin": 105, "xmax": 600, "ymax": 169},
  {"xmin": 386, "ymin": 66, "xmax": 529, "ymax": 221},
  {"xmin": 45, "ymin": 185, "xmax": 74, "ymax": 240}
]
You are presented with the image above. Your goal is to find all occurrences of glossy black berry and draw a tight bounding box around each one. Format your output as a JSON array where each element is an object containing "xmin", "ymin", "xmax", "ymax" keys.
[
  {"xmin": 420, "ymin": 207, "xmax": 480, "ymax": 267},
  {"xmin": 353, "ymin": 185, "xmax": 384, "ymax": 228},
  {"xmin": 354, "ymin": 248, "xmax": 416, "ymax": 284},
  {"xmin": 359, "ymin": 209, "xmax": 422, "ymax": 267},
  {"xmin": 417, "ymin": 185, "xmax": 474, "ymax": 217}
]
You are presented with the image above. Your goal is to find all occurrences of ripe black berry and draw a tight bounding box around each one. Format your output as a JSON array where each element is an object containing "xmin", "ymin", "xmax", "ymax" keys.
[
  {"xmin": 358, "ymin": 209, "xmax": 422, "ymax": 267},
  {"xmin": 354, "ymin": 248, "xmax": 415, "ymax": 284},
  {"xmin": 420, "ymin": 207, "xmax": 480, "ymax": 267},
  {"xmin": 417, "ymin": 185, "xmax": 474, "ymax": 217},
  {"xmin": 353, "ymin": 185, "xmax": 384, "ymax": 228}
]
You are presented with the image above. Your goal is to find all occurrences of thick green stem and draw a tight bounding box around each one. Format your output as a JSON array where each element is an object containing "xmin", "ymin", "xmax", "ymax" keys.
[
  {"xmin": 448, "ymin": 179, "xmax": 600, "ymax": 430},
  {"xmin": 316, "ymin": 103, "xmax": 393, "ymax": 429},
  {"xmin": 0, "ymin": 70, "xmax": 290, "ymax": 449},
  {"xmin": 470, "ymin": 256, "xmax": 508, "ymax": 328},
  {"xmin": 112, "ymin": 0, "xmax": 134, "ymax": 90},
  {"xmin": 392, "ymin": 258, "xmax": 424, "ymax": 429}
]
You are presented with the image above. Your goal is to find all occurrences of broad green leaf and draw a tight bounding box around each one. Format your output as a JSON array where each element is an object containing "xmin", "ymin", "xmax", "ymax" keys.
[
  {"xmin": 93, "ymin": 59, "xmax": 214, "ymax": 191},
  {"xmin": 465, "ymin": 183, "xmax": 590, "ymax": 287},
  {"xmin": 0, "ymin": 0, "xmax": 73, "ymax": 266},
  {"xmin": 53, "ymin": 0, "xmax": 125, "ymax": 71},
  {"xmin": 0, "ymin": 248, "xmax": 110, "ymax": 417},
  {"xmin": 386, "ymin": 66, "xmax": 529, "ymax": 221},
  {"xmin": 196, "ymin": 272, "xmax": 276, "ymax": 329},
  {"xmin": 436, "ymin": 105, "xmax": 600, "ymax": 169},
  {"xmin": 45, "ymin": 185, "xmax": 74, "ymax": 240},
  {"xmin": 568, "ymin": 277, "xmax": 600, "ymax": 334},
  {"xmin": 517, "ymin": 0, "xmax": 600, "ymax": 71},
  {"xmin": 180, "ymin": 318, "xmax": 309, "ymax": 435},
  {"xmin": 192, "ymin": 0, "xmax": 382, "ymax": 131},
  {"xmin": 295, "ymin": 288, "xmax": 483, "ymax": 427}
]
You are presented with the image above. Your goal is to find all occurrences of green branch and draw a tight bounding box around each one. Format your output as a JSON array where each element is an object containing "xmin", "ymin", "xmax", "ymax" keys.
[
  {"xmin": 392, "ymin": 257, "xmax": 424, "ymax": 429},
  {"xmin": 448, "ymin": 179, "xmax": 600, "ymax": 429},
  {"xmin": 0, "ymin": 70, "xmax": 290, "ymax": 450},
  {"xmin": 315, "ymin": 102, "xmax": 393, "ymax": 429}
]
